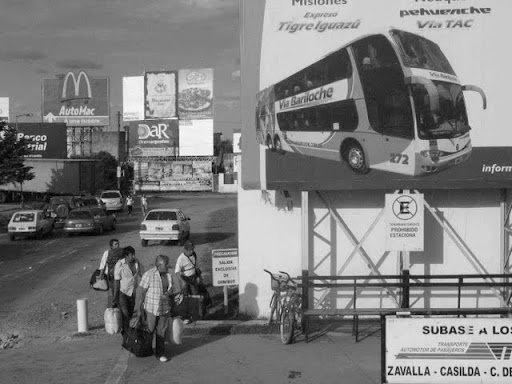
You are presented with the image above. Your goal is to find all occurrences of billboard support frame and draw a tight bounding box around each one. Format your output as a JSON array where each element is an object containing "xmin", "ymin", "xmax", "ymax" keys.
[{"xmin": 304, "ymin": 189, "xmax": 510, "ymax": 313}]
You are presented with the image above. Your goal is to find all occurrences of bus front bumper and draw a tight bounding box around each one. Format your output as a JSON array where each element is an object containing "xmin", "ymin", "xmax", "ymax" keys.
[{"xmin": 416, "ymin": 146, "xmax": 472, "ymax": 175}]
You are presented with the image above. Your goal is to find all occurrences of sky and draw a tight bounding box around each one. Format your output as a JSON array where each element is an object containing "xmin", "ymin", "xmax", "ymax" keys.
[{"xmin": 0, "ymin": 0, "xmax": 241, "ymax": 138}]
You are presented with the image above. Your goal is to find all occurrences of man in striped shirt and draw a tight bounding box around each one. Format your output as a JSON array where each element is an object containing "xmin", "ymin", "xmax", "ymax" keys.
[{"xmin": 136, "ymin": 255, "xmax": 183, "ymax": 362}]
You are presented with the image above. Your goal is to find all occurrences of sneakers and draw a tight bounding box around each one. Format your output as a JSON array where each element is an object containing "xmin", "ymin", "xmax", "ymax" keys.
[
  {"xmin": 183, "ymin": 319, "xmax": 192, "ymax": 325},
  {"xmin": 159, "ymin": 356, "xmax": 168, "ymax": 363}
]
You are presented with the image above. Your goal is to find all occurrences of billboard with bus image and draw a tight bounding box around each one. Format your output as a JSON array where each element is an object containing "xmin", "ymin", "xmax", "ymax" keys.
[
  {"xmin": 242, "ymin": 0, "xmax": 512, "ymax": 191},
  {"xmin": 256, "ymin": 28, "xmax": 486, "ymax": 177}
]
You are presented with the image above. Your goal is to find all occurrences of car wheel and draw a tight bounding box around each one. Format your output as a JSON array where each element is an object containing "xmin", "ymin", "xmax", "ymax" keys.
[
  {"xmin": 141, "ymin": 239, "xmax": 148, "ymax": 247},
  {"xmin": 9, "ymin": 235, "xmax": 15, "ymax": 241},
  {"xmin": 342, "ymin": 141, "xmax": 370, "ymax": 174},
  {"xmin": 67, "ymin": 232, "xmax": 74, "ymax": 237}
]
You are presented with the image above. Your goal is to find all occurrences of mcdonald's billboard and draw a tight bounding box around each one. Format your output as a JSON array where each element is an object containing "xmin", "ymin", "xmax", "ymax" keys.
[{"xmin": 42, "ymin": 71, "xmax": 110, "ymax": 127}]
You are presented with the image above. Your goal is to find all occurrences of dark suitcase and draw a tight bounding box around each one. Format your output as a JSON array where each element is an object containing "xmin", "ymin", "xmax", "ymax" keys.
[{"xmin": 122, "ymin": 326, "xmax": 153, "ymax": 357}]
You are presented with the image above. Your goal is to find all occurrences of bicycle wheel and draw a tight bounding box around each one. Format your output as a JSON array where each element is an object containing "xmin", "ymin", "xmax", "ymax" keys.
[
  {"xmin": 280, "ymin": 307, "xmax": 295, "ymax": 344},
  {"xmin": 268, "ymin": 292, "xmax": 279, "ymax": 325}
]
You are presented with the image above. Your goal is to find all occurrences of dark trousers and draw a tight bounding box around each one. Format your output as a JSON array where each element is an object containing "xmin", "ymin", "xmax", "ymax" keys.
[
  {"xmin": 127, "ymin": 205, "xmax": 133, "ymax": 214},
  {"xmin": 145, "ymin": 311, "xmax": 169, "ymax": 357},
  {"xmin": 107, "ymin": 276, "xmax": 116, "ymax": 307},
  {"xmin": 118, "ymin": 292, "xmax": 136, "ymax": 331}
]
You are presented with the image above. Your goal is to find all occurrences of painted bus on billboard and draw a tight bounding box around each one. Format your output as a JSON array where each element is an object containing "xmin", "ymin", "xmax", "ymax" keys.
[{"xmin": 256, "ymin": 29, "xmax": 487, "ymax": 177}]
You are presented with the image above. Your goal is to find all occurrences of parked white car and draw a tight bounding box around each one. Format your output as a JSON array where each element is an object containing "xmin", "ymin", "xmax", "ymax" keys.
[
  {"xmin": 8, "ymin": 209, "xmax": 54, "ymax": 241},
  {"xmin": 139, "ymin": 208, "xmax": 191, "ymax": 247},
  {"xmin": 99, "ymin": 190, "xmax": 124, "ymax": 212}
]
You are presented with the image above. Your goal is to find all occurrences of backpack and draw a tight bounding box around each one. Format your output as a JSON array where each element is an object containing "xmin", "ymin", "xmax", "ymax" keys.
[{"xmin": 106, "ymin": 248, "xmax": 124, "ymax": 278}]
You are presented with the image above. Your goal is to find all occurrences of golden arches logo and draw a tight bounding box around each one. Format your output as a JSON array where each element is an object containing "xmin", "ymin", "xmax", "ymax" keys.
[{"xmin": 61, "ymin": 71, "xmax": 92, "ymax": 102}]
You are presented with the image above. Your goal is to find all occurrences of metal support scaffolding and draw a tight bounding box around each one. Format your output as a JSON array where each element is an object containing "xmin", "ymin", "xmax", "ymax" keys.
[
  {"xmin": 308, "ymin": 190, "xmax": 511, "ymax": 311},
  {"xmin": 67, "ymin": 126, "xmax": 93, "ymax": 157}
]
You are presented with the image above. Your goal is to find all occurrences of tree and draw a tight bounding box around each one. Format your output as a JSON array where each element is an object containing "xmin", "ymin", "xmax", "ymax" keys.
[
  {"xmin": 92, "ymin": 151, "xmax": 118, "ymax": 190},
  {"xmin": 0, "ymin": 122, "xmax": 35, "ymax": 207}
]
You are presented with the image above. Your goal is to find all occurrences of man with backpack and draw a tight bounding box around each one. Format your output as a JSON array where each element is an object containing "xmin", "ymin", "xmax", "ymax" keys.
[{"xmin": 98, "ymin": 238, "xmax": 125, "ymax": 306}]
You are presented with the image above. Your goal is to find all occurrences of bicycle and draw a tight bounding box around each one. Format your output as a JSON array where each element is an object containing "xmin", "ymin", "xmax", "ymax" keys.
[{"xmin": 264, "ymin": 269, "xmax": 302, "ymax": 344}]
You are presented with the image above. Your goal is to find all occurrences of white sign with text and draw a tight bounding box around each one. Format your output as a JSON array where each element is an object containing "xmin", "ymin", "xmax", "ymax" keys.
[
  {"xmin": 385, "ymin": 193, "xmax": 424, "ymax": 252},
  {"xmin": 212, "ymin": 248, "xmax": 239, "ymax": 287},
  {"xmin": 386, "ymin": 317, "xmax": 512, "ymax": 384}
]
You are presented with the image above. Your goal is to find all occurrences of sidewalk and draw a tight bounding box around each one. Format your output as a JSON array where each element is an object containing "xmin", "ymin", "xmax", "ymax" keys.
[{"xmin": 0, "ymin": 320, "xmax": 382, "ymax": 384}]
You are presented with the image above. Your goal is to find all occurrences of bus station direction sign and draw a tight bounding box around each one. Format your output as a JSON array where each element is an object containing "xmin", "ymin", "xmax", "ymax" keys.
[
  {"xmin": 212, "ymin": 248, "xmax": 239, "ymax": 287},
  {"xmin": 385, "ymin": 317, "xmax": 512, "ymax": 384}
]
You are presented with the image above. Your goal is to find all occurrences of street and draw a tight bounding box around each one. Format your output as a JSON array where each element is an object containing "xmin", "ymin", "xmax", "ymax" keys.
[{"xmin": 0, "ymin": 193, "xmax": 238, "ymax": 346}]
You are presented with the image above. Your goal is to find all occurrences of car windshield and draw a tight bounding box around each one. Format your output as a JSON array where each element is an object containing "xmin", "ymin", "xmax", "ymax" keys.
[
  {"xmin": 68, "ymin": 211, "xmax": 93, "ymax": 220},
  {"xmin": 82, "ymin": 198, "xmax": 98, "ymax": 206},
  {"xmin": 13, "ymin": 213, "xmax": 35, "ymax": 222},
  {"xmin": 146, "ymin": 211, "xmax": 177, "ymax": 221},
  {"xmin": 101, "ymin": 192, "xmax": 120, "ymax": 199},
  {"xmin": 412, "ymin": 81, "xmax": 470, "ymax": 140}
]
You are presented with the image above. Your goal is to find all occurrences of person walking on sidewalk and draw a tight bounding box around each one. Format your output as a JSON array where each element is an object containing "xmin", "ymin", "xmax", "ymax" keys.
[
  {"xmin": 141, "ymin": 194, "xmax": 148, "ymax": 216},
  {"xmin": 175, "ymin": 240, "xmax": 212, "ymax": 323},
  {"xmin": 125, "ymin": 195, "xmax": 134, "ymax": 216},
  {"xmin": 98, "ymin": 239, "xmax": 124, "ymax": 306},
  {"xmin": 112, "ymin": 246, "xmax": 143, "ymax": 332},
  {"xmin": 136, "ymin": 255, "xmax": 183, "ymax": 362}
]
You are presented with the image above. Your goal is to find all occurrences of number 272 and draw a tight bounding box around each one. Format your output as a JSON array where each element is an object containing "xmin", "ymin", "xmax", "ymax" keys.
[{"xmin": 390, "ymin": 153, "xmax": 409, "ymax": 165}]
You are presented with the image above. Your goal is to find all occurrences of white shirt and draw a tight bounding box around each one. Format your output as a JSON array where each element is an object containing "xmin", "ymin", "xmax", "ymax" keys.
[
  {"xmin": 114, "ymin": 258, "xmax": 141, "ymax": 296},
  {"xmin": 175, "ymin": 252, "xmax": 197, "ymax": 277}
]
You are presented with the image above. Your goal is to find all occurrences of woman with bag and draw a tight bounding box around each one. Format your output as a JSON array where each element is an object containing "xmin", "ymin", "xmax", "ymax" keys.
[{"xmin": 175, "ymin": 240, "xmax": 212, "ymax": 323}]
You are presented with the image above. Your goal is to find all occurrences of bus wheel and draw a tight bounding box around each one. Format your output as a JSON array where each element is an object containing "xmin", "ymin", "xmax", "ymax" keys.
[
  {"xmin": 266, "ymin": 135, "xmax": 275, "ymax": 152},
  {"xmin": 344, "ymin": 142, "xmax": 369, "ymax": 174},
  {"xmin": 274, "ymin": 135, "xmax": 283, "ymax": 154}
]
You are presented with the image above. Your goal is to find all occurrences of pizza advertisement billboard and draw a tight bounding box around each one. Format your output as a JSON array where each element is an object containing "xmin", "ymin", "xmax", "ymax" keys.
[
  {"xmin": 128, "ymin": 119, "xmax": 179, "ymax": 157},
  {"xmin": 241, "ymin": 0, "xmax": 512, "ymax": 191},
  {"xmin": 15, "ymin": 122, "xmax": 68, "ymax": 159},
  {"xmin": 144, "ymin": 71, "xmax": 178, "ymax": 119},
  {"xmin": 42, "ymin": 71, "xmax": 109, "ymax": 127},
  {"xmin": 178, "ymin": 68, "xmax": 214, "ymax": 120}
]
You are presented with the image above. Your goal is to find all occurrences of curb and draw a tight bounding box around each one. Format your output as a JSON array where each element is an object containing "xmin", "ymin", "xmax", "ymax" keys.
[{"xmin": 183, "ymin": 320, "xmax": 276, "ymax": 336}]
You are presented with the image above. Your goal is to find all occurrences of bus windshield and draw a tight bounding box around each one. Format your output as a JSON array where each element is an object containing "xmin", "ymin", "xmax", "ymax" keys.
[
  {"xmin": 412, "ymin": 81, "xmax": 470, "ymax": 140},
  {"xmin": 391, "ymin": 30, "xmax": 455, "ymax": 75}
]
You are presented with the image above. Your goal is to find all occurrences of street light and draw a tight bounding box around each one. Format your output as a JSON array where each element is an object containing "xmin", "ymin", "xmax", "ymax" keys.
[{"xmin": 15, "ymin": 113, "xmax": 33, "ymax": 130}]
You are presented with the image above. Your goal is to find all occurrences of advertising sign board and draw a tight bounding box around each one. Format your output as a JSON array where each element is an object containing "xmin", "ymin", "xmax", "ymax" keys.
[
  {"xmin": 15, "ymin": 122, "xmax": 67, "ymax": 159},
  {"xmin": 144, "ymin": 71, "xmax": 177, "ymax": 119},
  {"xmin": 385, "ymin": 317, "xmax": 512, "ymax": 384},
  {"xmin": 123, "ymin": 76, "xmax": 144, "ymax": 121},
  {"xmin": 179, "ymin": 119, "xmax": 214, "ymax": 156},
  {"xmin": 128, "ymin": 119, "xmax": 179, "ymax": 157},
  {"xmin": 212, "ymin": 248, "xmax": 239, "ymax": 286},
  {"xmin": 385, "ymin": 193, "xmax": 424, "ymax": 252},
  {"xmin": 233, "ymin": 132, "xmax": 242, "ymax": 154},
  {"xmin": 133, "ymin": 159, "xmax": 212, "ymax": 191},
  {"xmin": 42, "ymin": 71, "xmax": 109, "ymax": 126},
  {"xmin": 241, "ymin": 0, "xmax": 512, "ymax": 190},
  {"xmin": 0, "ymin": 97, "xmax": 9, "ymax": 122},
  {"xmin": 178, "ymin": 68, "xmax": 214, "ymax": 120}
]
